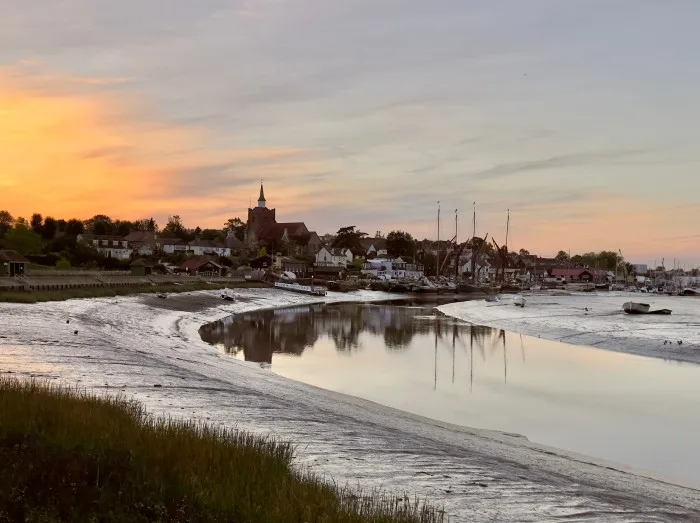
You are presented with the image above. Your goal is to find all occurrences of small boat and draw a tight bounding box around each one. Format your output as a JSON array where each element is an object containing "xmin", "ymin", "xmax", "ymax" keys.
[
  {"xmin": 648, "ymin": 308, "xmax": 672, "ymax": 315},
  {"xmin": 274, "ymin": 281, "xmax": 327, "ymax": 296},
  {"xmin": 530, "ymin": 284, "xmax": 542, "ymax": 291},
  {"xmin": 221, "ymin": 288, "xmax": 236, "ymax": 301},
  {"xmin": 513, "ymin": 294, "xmax": 525, "ymax": 307},
  {"xmin": 622, "ymin": 302, "xmax": 650, "ymax": 314},
  {"xmin": 485, "ymin": 295, "xmax": 499, "ymax": 303},
  {"xmin": 682, "ymin": 288, "xmax": 699, "ymax": 297},
  {"xmin": 156, "ymin": 292, "xmax": 168, "ymax": 299}
]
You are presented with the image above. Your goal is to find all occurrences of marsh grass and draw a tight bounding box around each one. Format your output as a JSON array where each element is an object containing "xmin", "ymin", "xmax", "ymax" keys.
[
  {"xmin": 0, "ymin": 282, "xmax": 264, "ymax": 303},
  {"xmin": 0, "ymin": 377, "xmax": 444, "ymax": 523}
]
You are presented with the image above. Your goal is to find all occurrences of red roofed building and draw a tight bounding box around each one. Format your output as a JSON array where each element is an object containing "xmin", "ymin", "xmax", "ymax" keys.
[
  {"xmin": 179, "ymin": 257, "xmax": 227, "ymax": 277},
  {"xmin": 244, "ymin": 183, "xmax": 321, "ymax": 256},
  {"xmin": 550, "ymin": 268, "xmax": 609, "ymax": 282}
]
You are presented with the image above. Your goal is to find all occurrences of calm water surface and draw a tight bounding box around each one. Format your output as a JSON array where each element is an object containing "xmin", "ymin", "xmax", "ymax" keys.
[{"xmin": 200, "ymin": 301, "xmax": 700, "ymax": 486}]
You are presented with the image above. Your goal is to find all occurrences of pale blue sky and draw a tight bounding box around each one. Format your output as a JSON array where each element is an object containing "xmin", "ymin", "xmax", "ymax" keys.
[{"xmin": 1, "ymin": 0, "xmax": 698, "ymax": 265}]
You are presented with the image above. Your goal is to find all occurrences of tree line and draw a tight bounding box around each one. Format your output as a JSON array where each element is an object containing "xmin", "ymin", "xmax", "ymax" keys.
[{"xmin": 0, "ymin": 210, "xmax": 248, "ymax": 269}]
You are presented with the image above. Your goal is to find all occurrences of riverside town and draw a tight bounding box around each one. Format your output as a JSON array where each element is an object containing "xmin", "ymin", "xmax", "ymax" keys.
[
  {"xmin": 1, "ymin": 183, "xmax": 697, "ymax": 297},
  {"xmin": 3, "ymin": 3, "xmax": 700, "ymax": 521}
]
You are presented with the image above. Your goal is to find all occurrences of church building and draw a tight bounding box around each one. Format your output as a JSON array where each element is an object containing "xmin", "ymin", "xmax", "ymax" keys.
[{"xmin": 245, "ymin": 183, "xmax": 321, "ymax": 256}]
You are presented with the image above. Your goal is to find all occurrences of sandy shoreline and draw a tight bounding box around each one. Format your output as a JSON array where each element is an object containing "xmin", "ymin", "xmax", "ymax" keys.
[{"xmin": 1, "ymin": 289, "xmax": 700, "ymax": 521}]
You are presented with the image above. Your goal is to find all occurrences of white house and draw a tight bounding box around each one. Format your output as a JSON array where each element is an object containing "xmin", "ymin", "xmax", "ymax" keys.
[
  {"xmin": 362, "ymin": 258, "xmax": 424, "ymax": 280},
  {"xmin": 459, "ymin": 251, "xmax": 491, "ymax": 281},
  {"xmin": 187, "ymin": 239, "xmax": 231, "ymax": 257},
  {"xmin": 359, "ymin": 238, "xmax": 388, "ymax": 257},
  {"xmin": 315, "ymin": 247, "xmax": 353, "ymax": 266},
  {"xmin": 161, "ymin": 239, "xmax": 187, "ymax": 255},
  {"xmin": 77, "ymin": 234, "xmax": 132, "ymax": 260}
]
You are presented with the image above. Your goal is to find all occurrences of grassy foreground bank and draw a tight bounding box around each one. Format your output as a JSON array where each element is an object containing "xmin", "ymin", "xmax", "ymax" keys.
[
  {"xmin": 0, "ymin": 378, "xmax": 443, "ymax": 523},
  {"xmin": 0, "ymin": 281, "xmax": 264, "ymax": 304}
]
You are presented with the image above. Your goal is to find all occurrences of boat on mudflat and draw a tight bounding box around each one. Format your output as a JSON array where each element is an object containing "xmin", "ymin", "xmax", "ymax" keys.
[
  {"xmin": 220, "ymin": 288, "xmax": 236, "ymax": 301},
  {"xmin": 682, "ymin": 288, "xmax": 699, "ymax": 297},
  {"xmin": 513, "ymin": 294, "xmax": 526, "ymax": 307},
  {"xmin": 623, "ymin": 302, "xmax": 650, "ymax": 314},
  {"xmin": 274, "ymin": 282, "xmax": 327, "ymax": 296}
]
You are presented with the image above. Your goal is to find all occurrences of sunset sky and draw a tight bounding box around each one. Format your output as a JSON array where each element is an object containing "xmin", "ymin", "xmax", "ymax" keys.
[{"xmin": 1, "ymin": 1, "xmax": 698, "ymax": 265}]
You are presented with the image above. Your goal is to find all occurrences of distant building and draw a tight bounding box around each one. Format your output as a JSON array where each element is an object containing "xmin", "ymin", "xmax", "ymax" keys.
[
  {"xmin": 124, "ymin": 231, "xmax": 157, "ymax": 256},
  {"xmin": 161, "ymin": 238, "xmax": 187, "ymax": 255},
  {"xmin": 315, "ymin": 247, "xmax": 353, "ymax": 267},
  {"xmin": 77, "ymin": 234, "xmax": 132, "ymax": 260},
  {"xmin": 362, "ymin": 258, "xmax": 424, "ymax": 280},
  {"xmin": 179, "ymin": 258, "xmax": 226, "ymax": 277},
  {"xmin": 245, "ymin": 183, "xmax": 321, "ymax": 256},
  {"xmin": 187, "ymin": 239, "xmax": 230, "ymax": 257},
  {"xmin": 632, "ymin": 264, "xmax": 648, "ymax": 275},
  {"xmin": 359, "ymin": 238, "xmax": 388, "ymax": 257},
  {"xmin": 550, "ymin": 268, "xmax": 609, "ymax": 282},
  {"xmin": 0, "ymin": 250, "xmax": 29, "ymax": 277}
]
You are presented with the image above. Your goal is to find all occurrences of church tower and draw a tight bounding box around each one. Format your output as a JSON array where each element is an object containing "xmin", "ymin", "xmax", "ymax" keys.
[{"xmin": 245, "ymin": 182, "xmax": 276, "ymax": 247}]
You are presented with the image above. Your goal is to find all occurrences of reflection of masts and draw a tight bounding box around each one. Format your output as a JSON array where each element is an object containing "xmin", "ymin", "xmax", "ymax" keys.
[
  {"xmin": 501, "ymin": 329, "xmax": 507, "ymax": 384},
  {"xmin": 452, "ymin": 322, "xmax": 456, "ymax": 384},
  {"xmin": 434, "ymin": 315, "xmax": 438, "ymax": 390},
  {"xmin": 469, "ymin": 325, "xmax": 474, "ymax": 393},
  {"xmin": 520, "ymin": 333, "xmax": 526, "ymax": 363}
]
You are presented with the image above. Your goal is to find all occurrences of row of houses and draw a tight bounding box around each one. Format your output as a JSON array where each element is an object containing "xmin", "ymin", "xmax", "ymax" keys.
[{"xmin": 77, "ymin": 231, "xmax": 244, "ymax": 260}]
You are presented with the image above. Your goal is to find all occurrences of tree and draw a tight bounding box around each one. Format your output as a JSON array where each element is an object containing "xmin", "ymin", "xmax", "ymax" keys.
[
  {"xmin": 65, "ymin": 219, "xmax": 85, "ymax": 236},
  {"xmin": 84, "ymin": 215, "xmax": 114, "ymax": 235},
  {"xmin": 201, "ymin": 229, "xmax": 225, "ymax": 242},
  {"xmin": 134, "ymin": 217, "xmax": 158, "ymax": 232},
  {"xmin": 596, "ymin": 250, "xmax": 622, "ymax": 271},
  {"xmin": 3, "ymin": 224, "xmax": 42, "ymax": 255},
  {"xmin": 518, "ymin": 248, "xmax": 530, "ymax": 256},
  {"xmin": 555, "ymin": 250, "xmax": 570, "ymax": 263},
  {"xmin": 41, "ymin": 217, "xmax": 58, "ymax": 241},
  {"xmin": 30, "ymin": 213, "xmax": 43, "ymax": 234},
  {"xmin": 386, "ymin": 230, "xmax": 415, "ymax": 258},
  {"xmin": 162, "ymin": 215, "xmax": 187, "ymax": 239},
  {"xmin": 115, "ymin": 220, "xmax": 134, "ymax": 237},
  {"xmin": 224, "ymin": 218, "xmax": 246, "ymax": 241},
  {"xmin": 332, "ymin": 226, "xmax": 366, "ymax": 250},
  {"xmin": 0, "ymin": 210, "xmax": 12, "ymax": 237}
]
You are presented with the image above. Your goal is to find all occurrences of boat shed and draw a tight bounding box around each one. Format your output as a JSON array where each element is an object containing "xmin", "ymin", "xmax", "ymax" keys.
[{"xmin": 0, "ymin": 250, "xmax": 29, "ymax": 277}]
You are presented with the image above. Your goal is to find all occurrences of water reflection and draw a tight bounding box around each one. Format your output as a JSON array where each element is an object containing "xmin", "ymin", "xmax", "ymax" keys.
[
  {"xmin": 199, "ymin": 303, "xmax": 514, "ymax": 389},
  {"xmin": 199, "ymin": 303, "xmax": 700, "ymax": 485}
]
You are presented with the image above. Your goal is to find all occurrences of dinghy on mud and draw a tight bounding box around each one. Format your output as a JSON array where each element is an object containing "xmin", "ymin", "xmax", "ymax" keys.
[
  {"xmin": 221, "ymin": 288, "xmax": 236, "ymax": 301},
  {"xmin": 622, "ymin": 302, "xmax": 671, "ymax": 315},
  {"xmin": 513, "ymin": 294, "xmax": 526, "ymax": 308}
]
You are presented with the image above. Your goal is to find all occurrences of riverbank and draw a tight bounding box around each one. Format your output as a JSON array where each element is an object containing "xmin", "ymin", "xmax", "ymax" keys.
[
  {"xmin": 438, "ymin": 292, "xmax": 700, "ymax": 364},
  {"xmin": 2, "ymin": 289, "xmax": 700, "ymax": 521},
  {"xmin": 0, "ymin": 281, "xmax": 264, "ymax": 303},
  {"xmin": 0, "ymin": 377, "xmax": 441, "ymax": 523}
]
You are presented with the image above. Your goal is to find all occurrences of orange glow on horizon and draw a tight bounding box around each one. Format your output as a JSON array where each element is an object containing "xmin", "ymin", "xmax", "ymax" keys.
[{"xmin": 0, "ymin": 67, "xmax": 321, "ymax": 227}]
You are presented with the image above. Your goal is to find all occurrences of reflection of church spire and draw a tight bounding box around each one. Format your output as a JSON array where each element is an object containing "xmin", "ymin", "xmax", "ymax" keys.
[{"xmin": 258, "ymin": 182, "xmax": 266, "ymax": 208}]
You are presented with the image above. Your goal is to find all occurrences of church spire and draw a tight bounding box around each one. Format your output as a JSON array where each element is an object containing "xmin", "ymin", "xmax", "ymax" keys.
[{"xmin": 257, "ymin": 182, "xmax": 266, "ymax": 208}]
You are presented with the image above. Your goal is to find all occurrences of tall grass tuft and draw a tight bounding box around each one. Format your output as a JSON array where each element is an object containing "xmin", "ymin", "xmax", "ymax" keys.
[{"xmin": 0, "ymin": 377, "xmax": 444, "ymax": 523}]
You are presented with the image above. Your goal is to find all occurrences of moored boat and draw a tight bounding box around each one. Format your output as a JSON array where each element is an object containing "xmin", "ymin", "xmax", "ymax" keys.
[
  {"xmin": 682, "ymin": 288, "xmax": 699, "ymax": 296},
  {"xmin": 221, "ymin": 288, "xmax": 236, "ymax": 301},
  {"xmin": 622, "ymin": 302, "xmax": 650, "ymax": 314},
  {"xmin": 274, "ymin": 282, "xmax": 327, "ymax": 296},
  {"xmin": 513, "ymin": 294, "xmax": 526, "ymax": 307}
]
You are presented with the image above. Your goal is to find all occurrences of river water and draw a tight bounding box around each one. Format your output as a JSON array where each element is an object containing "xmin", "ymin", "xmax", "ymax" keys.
[{"xmin": 200, "ymin": 300, "xmax": 700, "ymax": 487}]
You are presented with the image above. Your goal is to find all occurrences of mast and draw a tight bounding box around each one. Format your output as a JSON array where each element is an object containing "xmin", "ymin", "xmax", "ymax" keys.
[
  {"xmin": 471, "ymin": 202, "xmax": 476, "ymax": 283},
  {"xmin": 455, "ymin": 209, "xmax": 459, "ymax": 280},
  {"xmin": 436, "ymin": 201, "xmax": 440, "ymax": 279},
  {"xmin": 505, "ymin": 209, "xmax": 510, "ymax": 251},
  {"xmin": 503, "ymin": 209, "xmax": 510, "ymax": 284}
]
